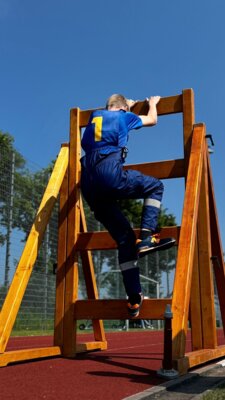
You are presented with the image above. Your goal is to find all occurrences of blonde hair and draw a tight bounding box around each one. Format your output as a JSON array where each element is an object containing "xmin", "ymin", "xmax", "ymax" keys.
[{"xmin": 106, "ymin": 94, "xmax": 128, "ymax": 110}]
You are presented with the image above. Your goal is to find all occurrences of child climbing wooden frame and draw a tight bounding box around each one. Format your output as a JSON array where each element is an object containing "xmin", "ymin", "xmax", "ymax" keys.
[
  {"xmin": 0, "ymin": 89, "xmax": 224, "ymax": 374},
  {"xmin": 53, "ymin": 88, "xmax": 225, "ymax": 373}
]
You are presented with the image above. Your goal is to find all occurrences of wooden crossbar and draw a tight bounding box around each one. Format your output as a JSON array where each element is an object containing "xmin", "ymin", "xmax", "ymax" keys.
[
  {"xmin": 75, "ymin": 226, "xmax": 180, "ymax": 251},
  {"xmin": 78, "ymin": 94, "xmax": 183, "ymax": 127},
  {"xmin": 74, "ymin": 299, "xmax": 172, "ymax": 320},
  {"xmin": 125, "ymin": 159, "xmax": 185, "ymax": 179}
]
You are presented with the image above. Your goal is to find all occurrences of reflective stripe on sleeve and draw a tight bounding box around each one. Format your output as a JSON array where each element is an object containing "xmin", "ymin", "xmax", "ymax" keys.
[{"xmin": 144, "ymin": 198, "xmax": 161, "ymax": 208}]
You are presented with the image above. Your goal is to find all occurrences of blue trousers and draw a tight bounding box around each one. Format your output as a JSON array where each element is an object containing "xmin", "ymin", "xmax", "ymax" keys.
[{"xmin": 81, "ymin": 150, "xmax": 164, "ymax": 296}]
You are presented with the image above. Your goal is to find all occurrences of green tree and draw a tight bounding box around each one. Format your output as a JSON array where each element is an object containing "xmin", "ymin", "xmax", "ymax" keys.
[
  {"xmin": 0, "ymin": 131, "xmax": 58, "ymax": 315},
  {"xmin": 0, "ymin": 131, "xmax": 57, "ymax": 270},
  {"xmin": 0, "ymin": 131, "xmax": 26, "ymax": 246}
]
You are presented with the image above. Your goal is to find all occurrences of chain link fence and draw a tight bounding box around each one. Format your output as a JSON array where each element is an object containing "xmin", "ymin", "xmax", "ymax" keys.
[
  {"xmin": 0, "ymin": 145, "xmax": 183, "ymax": 336},
  {"xmin": 0, "ymin": 147, "xmax": 59, "ymax": 335}
]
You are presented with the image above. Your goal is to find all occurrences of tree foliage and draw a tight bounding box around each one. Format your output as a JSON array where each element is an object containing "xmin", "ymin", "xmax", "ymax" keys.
[
  {"xmin": 0, "ymin": 131, "xmax": 58, "ymax": 280},
  {"xmin": 0, "ymin": 129, "xmax": 177, "ymax": 302},
  {"xmin": 0, "ymin": 131, "xmax": 26, "ymax": 245}
]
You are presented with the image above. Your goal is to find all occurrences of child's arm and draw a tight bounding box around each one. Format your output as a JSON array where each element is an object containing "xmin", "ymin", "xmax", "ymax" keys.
[
  {"xmin": 139, "ymin": 96, "xmax": 161, "ymax": 126},
  {"xmin": 127, "ymin": 96, "xmax": 161, "ymax": 126}
]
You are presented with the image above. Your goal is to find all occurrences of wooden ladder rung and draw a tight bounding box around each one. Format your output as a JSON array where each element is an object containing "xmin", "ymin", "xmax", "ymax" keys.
[
  {"xmin": 76, "ymin": 226, "xmax": 180, "ymax": 251},
  {"xmin": 74, "ymin": 299, "xmax": 172, "ymax": 320}
]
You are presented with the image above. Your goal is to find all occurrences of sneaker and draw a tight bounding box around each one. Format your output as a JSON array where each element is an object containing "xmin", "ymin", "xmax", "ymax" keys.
[
  {"xmin": 136, "ymin": 233, "xmax": 176, "ymax": 258},
  {"xmin": 127, "ymin": 293, "xmax": 144, "ymax": 318}
]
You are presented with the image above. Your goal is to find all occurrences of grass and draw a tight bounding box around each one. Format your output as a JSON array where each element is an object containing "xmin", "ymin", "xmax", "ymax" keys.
[
  {"xmin": 203, "ymin": 382, "xmax": 225, "ymax": 399},
  {"xmin": 11, "ymin": 329, "xmax": 54, "ymax": 337}
]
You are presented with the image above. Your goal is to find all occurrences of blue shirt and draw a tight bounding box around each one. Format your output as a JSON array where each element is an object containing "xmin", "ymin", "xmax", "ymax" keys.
[{"xmin": 81, "ymin": 109, "xmax": 143, "ymax": 155}]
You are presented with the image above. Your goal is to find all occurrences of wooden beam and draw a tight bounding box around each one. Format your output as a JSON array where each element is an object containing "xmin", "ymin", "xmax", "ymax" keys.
[
  {"xmin": 0, "ymin": 145, "xmax": 69, "ymax": 353},
  {"xmin": 0, "ymin": 347, "xmax": 61, "ymax": 367},
  {"xmin": 132, "ymin": 94, "xmax": 183, "ymax": 116},
  {"xmin": 207, "ymin": 152, "xmax": 225, "ymax": 333},
  {"xmin": 190, "ymin": 243, "xmax": 203, "ymax": 351},
  {"xmin": 174, "ymin": 345, "xmax": 225, "ymax": 374},
  {"xmin": 75, "ymin": 226, "xmax": 180, "ymax": 251},
  {"xmin": 182, "ymin": 89, "xmax": 195, "ymax": 175},
  {"xmin": 76, "ymin": 342, "xmax": 107, "ymax": 353},
  {"xmin": 74, "ymin": 299, "xmax": 172, "ymax": 320},
  {"xmin": 78, "ymin": 93, "xmax": 183, "ymax": 127},
  {"xmin": 187, "ymin": 346, "xmax": 225, "ymax": 369},
  {"xmin": 124, "ymin": 159, "xmax": 185, "ymax": 179},
  {"xmin": 54, "ymin": 166, "xmax": 69, "ymax": 347},
  {"xmin": 80, "ymin": 198, "xmax": 106, "ymax": 342},
  {"xmin": 0, "ymin": 343, "xmax": 108, "ymax": 366},
  {"xmin": 62, "ymin": 108, "xmax": 81, "ymax": 357},
  {"xmin": 172, "ymin": 124, "xmax": 205, "ymax": 360},
  {"xmin": 197, "ymin": 145, "xmax": 217, "ymax": 349}
]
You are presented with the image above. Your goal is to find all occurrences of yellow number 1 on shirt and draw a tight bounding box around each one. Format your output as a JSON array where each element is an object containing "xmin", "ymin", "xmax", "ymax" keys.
[{"xmin": 92, "ymin": 116, "xmax": 103, "ymax": 141}]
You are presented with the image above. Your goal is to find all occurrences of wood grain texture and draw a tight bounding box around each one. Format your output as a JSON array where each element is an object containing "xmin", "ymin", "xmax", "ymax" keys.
[
  {"xmin": 197, "ymin": 144, "xmax": 217, "ymax": 349},
  {"xmin": 0, "ymin": 347, "xmax": 61, "ymax": 367},
  {"xmin": 62, "ymin": 108, "xmax": 81, "ymax": 357},
  {"xmin": 75, "ymin": 226, "xmax": 180, "ymax": 251},
  {"xmin": 124, "ymin": 159, "xmax": 185, "ymax": 179},
  {"xmin": 80, "ymin": 198, "xmax": 106, "ymax": 342},
  {"xmin": 172, "ymin": 124, "xmax": 205, "ymax": 359},
  {"xmin": 74, "ymin": 299, "xmax": 172, "ymax": 320},
  {"xmin": 54, "ymin": 165, "xmax": 69, "ymax": 347},
  {"xmin": 78, "ymin": 94, "xmax": 183, "ymax": 127}
]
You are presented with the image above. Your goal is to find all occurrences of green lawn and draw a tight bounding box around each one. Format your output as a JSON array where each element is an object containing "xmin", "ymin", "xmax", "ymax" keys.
[{"xmin": 203, "ymin": 382, "xmax": 225, "ymax": 399}]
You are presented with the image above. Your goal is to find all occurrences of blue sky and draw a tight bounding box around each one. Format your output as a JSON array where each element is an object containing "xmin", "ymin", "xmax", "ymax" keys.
[{"xmin": 0, "ymin": 0, "xmax": 225, "ymax": 251}]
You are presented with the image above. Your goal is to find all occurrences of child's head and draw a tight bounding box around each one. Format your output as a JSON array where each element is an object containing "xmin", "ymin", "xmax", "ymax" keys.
[{"xmin": 106, "ymin": 94, "xmax": 129, "ymax": 111}]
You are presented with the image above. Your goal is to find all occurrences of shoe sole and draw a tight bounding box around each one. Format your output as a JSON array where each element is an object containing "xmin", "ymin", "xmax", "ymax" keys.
[
  {"xmin": 137, "ymin": 239, "xmax": 176, "ymax": 258},
  {"xmin": 127, "ymin": 296, "xmax": 143, "ymax": 318}
]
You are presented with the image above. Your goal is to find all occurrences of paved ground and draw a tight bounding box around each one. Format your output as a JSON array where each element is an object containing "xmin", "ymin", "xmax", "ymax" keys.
[{"xmin": 124, "ymin": 360, "xmax": 225, "ymax": 400}]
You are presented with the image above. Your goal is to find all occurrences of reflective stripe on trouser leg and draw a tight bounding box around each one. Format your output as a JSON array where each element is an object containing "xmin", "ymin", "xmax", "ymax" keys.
[
  {"xmin": 141, "ymin": 198, "xmax": 161, "ymax": 231},
  {"xmin": 120, "ymin": 260, "xmax": 138, "ymax": 271},
  {"xmin": 119, "ymin": 261, "xmax": 142, "ymax": 296}
]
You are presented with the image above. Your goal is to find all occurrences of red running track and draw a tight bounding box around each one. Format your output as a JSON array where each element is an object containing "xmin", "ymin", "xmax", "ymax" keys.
[{"xmin": 1, "ymin": 330, "xmax": 225, "ymax": 400}]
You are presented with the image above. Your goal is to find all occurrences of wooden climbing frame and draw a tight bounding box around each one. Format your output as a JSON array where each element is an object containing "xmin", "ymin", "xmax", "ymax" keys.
[{"xmin": 0, "ymin": 89, "xmax": 225, "ymax": 374}]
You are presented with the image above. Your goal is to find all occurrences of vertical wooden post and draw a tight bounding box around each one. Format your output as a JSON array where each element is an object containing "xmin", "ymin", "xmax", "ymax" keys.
[
  {"xmin": 183, "ymin": 89, "xmax": 202, "ymax": 351},
  {"xmin": 80, "ymin": 201, "xmax": 106, "ymax": 343},
  {"xmin": 197, "ymin": 142, "xmax": 217, "ymax": 349},
  {"xmin": 207, "ymin": 154, "xmax": 225, "ymax": 333},
  {"xmin": 182, "ymin": 88, "xmax": 195, "ymax": 172},
  {"xmin": 172, "ymin": 125, "xmax": 204, "ymax": 360},
  {"xmin": 190, "ymin": 133, "xmax": 217, "ymax": 351},
  {"xmin": 190, "ymin": 244, "xmax": 203, "ymax": 350},
  {"xmin": 62, "ymin": 108, "xmax": 81, "ymax": 357},
  {"xmin": 54, "ymin": 156, "xmax": 69, "ymax": 347}
]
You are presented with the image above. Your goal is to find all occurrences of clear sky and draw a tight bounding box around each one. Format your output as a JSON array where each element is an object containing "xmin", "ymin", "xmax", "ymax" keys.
[{"xmin": 0, "ymin": 0, "xmax": 225, "ymax": 251}]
